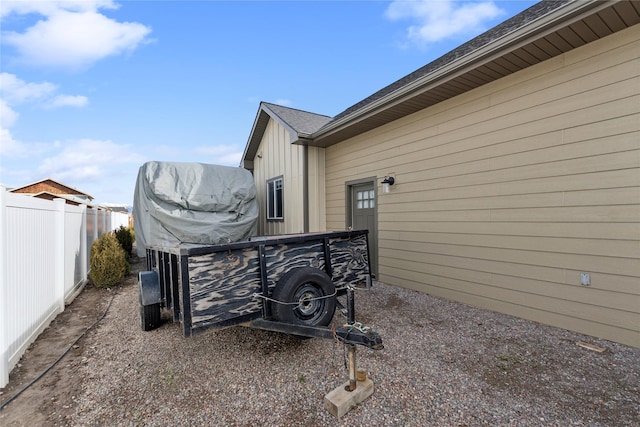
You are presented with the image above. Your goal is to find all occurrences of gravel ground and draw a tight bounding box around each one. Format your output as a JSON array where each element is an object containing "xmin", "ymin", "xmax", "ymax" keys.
[{"xmin": 5, "ymin": 255, "xmax": 640, "ymax": 426}]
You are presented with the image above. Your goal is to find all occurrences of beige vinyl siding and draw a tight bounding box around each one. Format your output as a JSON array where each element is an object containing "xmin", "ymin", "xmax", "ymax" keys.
[
  {"xmin": 325, "ymin": 25, "xmax": 640, "ymax": 347},
  {"xmin": 252, "ymin": 119, "xmax": 326, "ymax": 235}
]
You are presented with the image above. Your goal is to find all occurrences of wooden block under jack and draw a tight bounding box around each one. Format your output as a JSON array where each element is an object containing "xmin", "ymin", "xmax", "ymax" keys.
[{"xmin": 324, "ymin": 379, "xmax": 374, "ymax": 418}]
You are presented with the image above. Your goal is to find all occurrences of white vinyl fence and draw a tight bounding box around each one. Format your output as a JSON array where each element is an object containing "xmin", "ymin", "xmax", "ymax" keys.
[{"xmin": 0, "ymin": 186, "xmax": 129, "ymax": 387}]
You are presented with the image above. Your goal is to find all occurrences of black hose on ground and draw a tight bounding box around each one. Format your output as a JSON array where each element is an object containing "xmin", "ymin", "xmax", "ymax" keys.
[{"xmin": 0, "ymin": 289, "xmax": 117, "ymax": 411}]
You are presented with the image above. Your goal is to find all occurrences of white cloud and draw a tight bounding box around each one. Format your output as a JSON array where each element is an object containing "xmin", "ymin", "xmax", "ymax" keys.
[
  {"xmin": 47, "ymin": 94, "xmax": 89, "ymax": 108},
  {"xmin": 0, "ymin": 72, "xmax": 57, "ymax": 104},
  {"xmin": 194, "ymin": 145, "xmax": 243, "ymax": 166},
  {"xmin": 0, "ymin": 131, "xmax": 56, "ymax": 160},
  {"xmin": 1, "ymin": 3, "xmax": 151, "ymax": 70},
  {"xmin": 0, "ymin": 0, "xmax": 118, "ymax": 19},
  {"xmin": 0, "ymin": 73, "xmax": 90, "ymax": 157},
  {"xmin": 38, "ymin": 139, "xmax": 144, "ymax": 181},
  {"xmin": 0, "ymin": 99, "xmax": 19, "ymax": 127},
  {"xmin": 385, "ymin": 0, "xmax": 504, "ymax": 45},
  {"xmin": 274, "ymin": 98, "xmax": 293, "ymax": 107},
  {"xmin": 1, "ymin": 72, "xmax": 88, "ymax": 110},
  {"xmin": 0, "ymin": 127, "xmax": 25, "ymax": 157},
  {"xmin": 0, "ymin": 99, "xmax": 25, "ymax": 156}
]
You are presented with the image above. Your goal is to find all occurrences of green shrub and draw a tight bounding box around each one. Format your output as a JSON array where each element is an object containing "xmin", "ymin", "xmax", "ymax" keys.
[
  {"xmin": 114, "ymin": 225, "xmax": 134, "ymax": 257},
  {"xmin": 90, "ymin": 232, "xmax": 130, "ymax": 288}
]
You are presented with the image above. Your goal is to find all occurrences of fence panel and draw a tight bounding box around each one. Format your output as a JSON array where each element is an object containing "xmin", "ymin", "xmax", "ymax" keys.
[
  {"xmin": 0, "ymin": 187, "xmax": 130, "ymax": 387},
  {"xmin": 0, "ymin": 191, "xmax": 62, "ymax": 388},
  {"xmin": 86, "ymin": 207, "xmax": 97, "ymax": 270},
  {"xmin": 111, "ymin": 211, "xmax": 129, "ymax": 230},
  {"xmin": 64, "ymin": 204, "xmax": 86, "ymax": 301},
  {"xmin": 98, "ymin": 209, "xmax": 106, "ymax": 238}
]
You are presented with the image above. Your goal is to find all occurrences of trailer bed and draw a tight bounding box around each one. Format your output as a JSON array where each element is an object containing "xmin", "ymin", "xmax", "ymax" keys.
[{"xmin": 144, "ymin": 230, "xmax": 371, "ymax": 337}]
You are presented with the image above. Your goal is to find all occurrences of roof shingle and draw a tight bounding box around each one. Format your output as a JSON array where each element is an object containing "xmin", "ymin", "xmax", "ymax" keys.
[{"xmin": 262, "ymin": 102, "xmax": 332, "ymax": 135}]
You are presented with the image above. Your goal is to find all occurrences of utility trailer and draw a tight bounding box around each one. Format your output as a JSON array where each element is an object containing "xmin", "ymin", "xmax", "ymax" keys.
[
  {"xmin": 134, "ymin": 162, "xmax": 382, "ymax": 415},
  {"xmin": 138, "ymin": 229, "xmax": 382, "ymax": 351}
]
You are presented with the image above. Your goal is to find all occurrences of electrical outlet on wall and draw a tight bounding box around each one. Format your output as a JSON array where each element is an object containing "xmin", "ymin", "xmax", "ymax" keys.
[{"xmin": 580, "ymin": 272, "xmax": 591, "ymax": 286}]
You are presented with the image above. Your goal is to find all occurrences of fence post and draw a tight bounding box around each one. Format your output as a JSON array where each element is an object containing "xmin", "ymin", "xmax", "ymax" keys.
[
  {"xmin": 80, "ymin": 204, "xmax": 88, "ymax": 283},
  {"xmin": 54, "ymin": 198, "xmax": 65, "ymax": 312},
  {"xmin": 0, "ymin": 186, "xmax": 9, "ymax": 387},
  {"xmin": 93, "ymin": 207, "xmax": 99, "ymax": 242}
]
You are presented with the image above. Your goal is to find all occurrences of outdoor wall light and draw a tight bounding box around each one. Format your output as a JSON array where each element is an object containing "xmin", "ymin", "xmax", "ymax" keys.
[{"xmin": 381, "ymin": 176, "xmax": 395, "ymax": 193}]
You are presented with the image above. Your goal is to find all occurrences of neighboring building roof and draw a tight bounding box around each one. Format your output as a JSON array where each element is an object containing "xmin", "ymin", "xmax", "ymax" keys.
[
  {"xmin": 109, "ymin": 206, "xmax": 130, "ymax": 214},
  {"xmin": 9, "ymin": 178, "xmax": 95, "ymax": 201},
  {"xmin": 241, "ymin": 0, "xmax": 640, "ymax": 164},
  {"xmin": 29, "ymin": 191, "xmax": 91, "ymax": 206}
]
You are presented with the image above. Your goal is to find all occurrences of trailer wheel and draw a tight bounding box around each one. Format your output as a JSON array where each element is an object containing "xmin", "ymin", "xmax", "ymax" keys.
[
  {"xmin": 271, "ymin": 267, "xmax": 336, "ymax": 327},
  {"xmin": 140, "ymin": 303, "xmax": 161, "ymax": 331}
]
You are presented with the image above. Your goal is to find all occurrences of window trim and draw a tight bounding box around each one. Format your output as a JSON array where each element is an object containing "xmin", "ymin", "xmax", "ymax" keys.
[{"xmin": 266, "ymin": 176, "xmax": 284, "ymax": 221}]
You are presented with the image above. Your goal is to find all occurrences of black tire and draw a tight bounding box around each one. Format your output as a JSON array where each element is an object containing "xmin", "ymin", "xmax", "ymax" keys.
[
  {"xmin": 140, "ymin": 303, "xmax": 161, "ymax": 331},
  {"xmin": 271, "ymin": 267, "xmax": 336, "ymax": 327}
]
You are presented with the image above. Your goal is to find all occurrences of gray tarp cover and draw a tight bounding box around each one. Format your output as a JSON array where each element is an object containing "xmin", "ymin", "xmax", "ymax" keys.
[{"xmin": 133, "ymin": 161, "xmax": 258, "ymax": 257}]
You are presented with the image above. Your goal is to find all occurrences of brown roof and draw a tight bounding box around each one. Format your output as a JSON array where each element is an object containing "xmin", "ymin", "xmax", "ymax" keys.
[{"xmin": 9, "ymin": 178, "xmax": 94, "ymax": 201}]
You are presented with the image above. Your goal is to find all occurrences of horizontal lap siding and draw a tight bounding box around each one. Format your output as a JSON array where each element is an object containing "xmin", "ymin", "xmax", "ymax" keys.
[{"xmin": 325, "ymin": 25, "xmax": 640, "ymax": 347}]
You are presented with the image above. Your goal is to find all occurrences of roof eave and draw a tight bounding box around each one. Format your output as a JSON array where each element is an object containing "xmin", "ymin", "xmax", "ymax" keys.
[{"xmin": 311, "ymin": 0, "xmax": 604, "ymax": 145}]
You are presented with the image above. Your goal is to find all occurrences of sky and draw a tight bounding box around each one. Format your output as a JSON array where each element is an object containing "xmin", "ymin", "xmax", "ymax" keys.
[{"xmin": 1, "ymin": 0, "xmax": 538, "ymax": 207}]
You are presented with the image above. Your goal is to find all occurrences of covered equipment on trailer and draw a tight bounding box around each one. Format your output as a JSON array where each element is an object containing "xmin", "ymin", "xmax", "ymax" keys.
[{"xmin": 133, "ymin": 161, "xmax": 258, "ymax": 257}]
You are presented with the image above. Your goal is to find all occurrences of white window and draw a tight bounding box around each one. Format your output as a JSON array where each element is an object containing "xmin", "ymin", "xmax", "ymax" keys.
[
  {"xmin": 356, "ymin": 190, "xmax": 375, "ymax": 209},
  {"xmin": 267, "ymin": 176, "xmax": 284, "ymax": 220}
]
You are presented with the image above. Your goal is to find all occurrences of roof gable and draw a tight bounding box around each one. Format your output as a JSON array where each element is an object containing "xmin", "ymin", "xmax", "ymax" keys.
[
  {"xmin": 10, "ymin": 178, "xmax": 94, "ymax": 200},
  {"xmin": 263, "ymin": 102, "xmax": 332, "ymax": 135},
  {"xmin": 241, "ymin": 102, "xmax": 331, "ymax": 169}
]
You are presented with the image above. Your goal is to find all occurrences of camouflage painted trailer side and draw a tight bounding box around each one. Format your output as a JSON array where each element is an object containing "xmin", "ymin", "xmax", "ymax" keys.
[{"xmin": 145, "ymin": 230, "xmax": 371, "ymax": 337}]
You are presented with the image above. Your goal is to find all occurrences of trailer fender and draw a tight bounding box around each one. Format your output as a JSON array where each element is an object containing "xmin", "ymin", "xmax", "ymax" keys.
[{"xmin": 139, "ymin": 270, "xmax": 162, "ymax": 306}]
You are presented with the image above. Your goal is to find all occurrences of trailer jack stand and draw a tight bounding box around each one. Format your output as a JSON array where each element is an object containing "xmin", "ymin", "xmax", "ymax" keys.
[
  {"xmin": 346, "ymin": 344, "xmax": 357, "ymax": 392},
  {"xmin": 324, "ymin": 343, "xmax": 374, "ymax": 418}
]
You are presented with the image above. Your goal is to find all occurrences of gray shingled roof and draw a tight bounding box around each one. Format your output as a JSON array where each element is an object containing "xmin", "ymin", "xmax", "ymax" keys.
[
  {"xmin": 262, "ymin": 102, "xmax": 332, "ymax": 135},
  {"xmin": 328, "ymin": 0, "xmax": 571, "ymax": 124}
]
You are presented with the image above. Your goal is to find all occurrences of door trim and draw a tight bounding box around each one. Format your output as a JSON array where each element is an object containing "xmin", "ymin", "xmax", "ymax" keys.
[{"xmin": 345, "ymin": 177, "xmax": 378, "ymax": 277}]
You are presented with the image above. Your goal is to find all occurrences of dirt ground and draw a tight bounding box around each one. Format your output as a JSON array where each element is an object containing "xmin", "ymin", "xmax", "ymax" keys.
[
  {"xmin": 1, "ymin": 253, "xmax": 638, "ymax": 425},
  {"xmin": 0, "ymin": 256, "xmax": 145, "ymax": 426}
]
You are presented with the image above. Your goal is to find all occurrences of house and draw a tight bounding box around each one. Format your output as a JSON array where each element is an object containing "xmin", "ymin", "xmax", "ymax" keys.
[
  {"xmin": 9, "ymin": 178, "xmax": 95, "ymax": 206},
  {"xmin": 241, "ymin": 0, "xmax": 640, "ymax": 347}
]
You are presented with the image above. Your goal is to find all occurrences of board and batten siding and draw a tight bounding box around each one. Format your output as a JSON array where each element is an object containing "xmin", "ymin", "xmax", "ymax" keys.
[
  {"xmin": 252, "ymin": 118, "xmax": 326, "ymax": 235},
  {"xmin": 324, "ymin": 25, "xmax": 640, "ymax": 347},
  {"xmin": 307, "ymin": 146, "xmax": 327, "ymax": 232}
]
